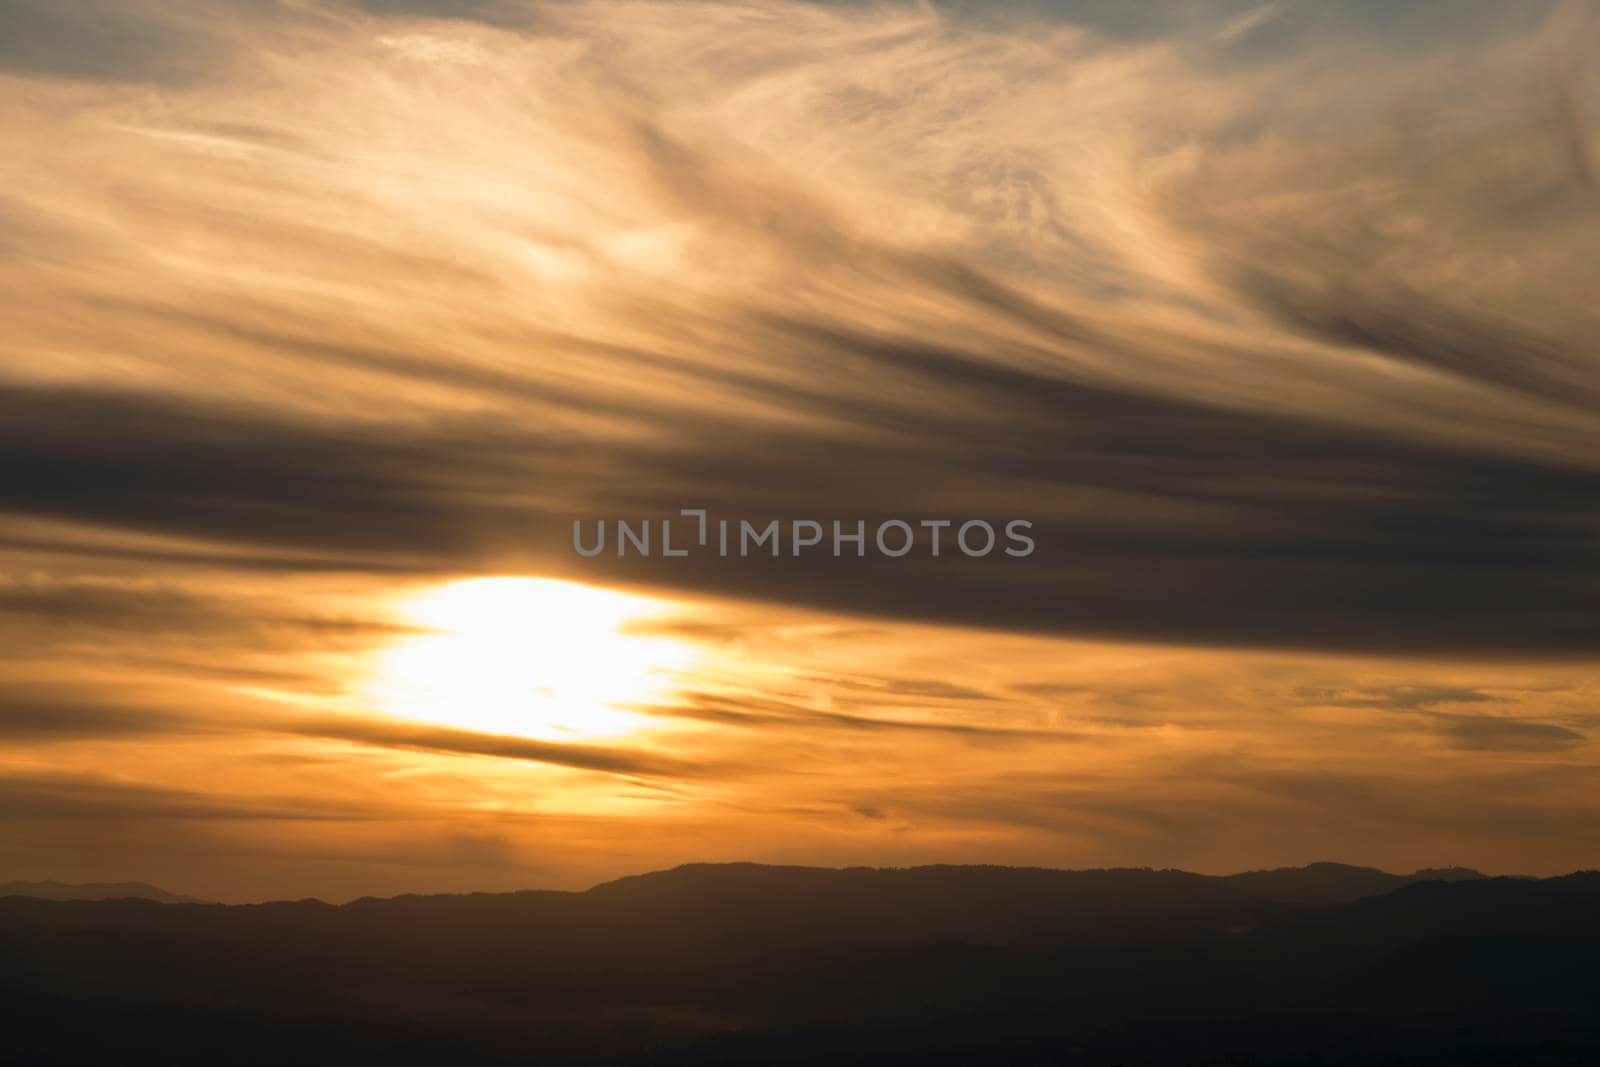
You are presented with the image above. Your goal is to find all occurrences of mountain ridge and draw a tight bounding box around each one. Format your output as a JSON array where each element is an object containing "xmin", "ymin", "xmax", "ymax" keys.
[
  {"xmin": 4, "ymin": 863, "xmax": 1598, "ymax": 1066},
  {"xmin": 0, "ymin": 878, "xmax": 206, "ymax": 904},
  {"xmin": 0, "ymin": 857, "xmax": 1497, "ymax": 908},
  {"xmin": 14, "ymin": 860, "xmax": 1485, "ymax": 909}
]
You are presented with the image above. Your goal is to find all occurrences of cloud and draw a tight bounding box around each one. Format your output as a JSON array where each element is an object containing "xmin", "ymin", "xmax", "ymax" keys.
[
  {"xmin": 345, "ymin": 0, "xmax": 531, "ymax": 25},
  {"xmin": 0, "ymin": 0, "xmax": 283, "ymax": 83},
  {"xmin": 1291, "ymin": 686, "xmax": 1499, "ymax": 711},
  {"xmin": 802, "ymin": 675, "xmax": 994, "ymax": 702},
  {"xmin": 0, "ymin": 692, "xmax": 192, "ymax": 741},
  {"xmin": 649, "ymin": 690, "xmax": 1074, "ymax": 743},
  {"xmin": 0, "ymin": 575, "xmax": 412, "ymax": 643},
  {"xmin": 1439, "ymin": 716, "xmax": 1586, "ymax": 753},
  {"xmin": 0, "ymin": 0, "xmax": 1596, "ymax": 657},
  {"xmin": 0, "ymin": 771, "xmax": 379, "ymax": 822},
  {"xmin": 1283, "ymin": 684, "xmax": 1588, "ymax": 750},
  {"xmin": 289, "ymin": 714, "xmax": 721, "ymax": 778}
]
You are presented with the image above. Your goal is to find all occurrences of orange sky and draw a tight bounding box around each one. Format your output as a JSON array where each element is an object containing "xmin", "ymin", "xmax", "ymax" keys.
[
  {"xmin": 4, "ymin": 565, "xmax": 1597, "ymax": 902},
  {"xmin": 2, "ymin": 0, "xmax": 1597, "ymax": 901}
]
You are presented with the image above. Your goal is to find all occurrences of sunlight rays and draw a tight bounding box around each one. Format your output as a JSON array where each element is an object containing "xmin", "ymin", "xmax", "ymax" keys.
[{"xmin": 368, "ymin": 577, "xmax": 693, "ymax": 741}]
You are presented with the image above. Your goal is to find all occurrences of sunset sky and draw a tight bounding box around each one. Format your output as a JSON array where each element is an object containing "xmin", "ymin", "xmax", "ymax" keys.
[{"xmin": 3, "ymin": 0, "xmax": 1598, "ymax": 903}]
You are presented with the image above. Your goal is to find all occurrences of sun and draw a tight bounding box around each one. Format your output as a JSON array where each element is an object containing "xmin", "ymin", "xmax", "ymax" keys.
[{"xmin": 367, "ymin": 577, "xmax": 691, "ymax": 740}]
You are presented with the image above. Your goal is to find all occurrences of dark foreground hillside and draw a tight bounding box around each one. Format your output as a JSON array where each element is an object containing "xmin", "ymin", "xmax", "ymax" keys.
[{"xmin": 4, "ymin": 863, "xmax": 1599, "ymax": 1066}]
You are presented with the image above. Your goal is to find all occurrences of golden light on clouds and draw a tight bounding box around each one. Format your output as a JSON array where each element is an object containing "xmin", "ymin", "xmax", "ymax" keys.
[{"xmin": 0, "ymin": 0, "xmax": 1597, "ymax": 903}]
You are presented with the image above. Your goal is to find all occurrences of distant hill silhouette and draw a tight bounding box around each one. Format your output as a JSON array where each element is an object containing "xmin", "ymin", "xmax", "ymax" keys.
[
  {"xmin": 3, "ymin": 862, "xmax": 1597, "ymax": 1066},
  {"xmin": 0, "ymin": 879, "xmax": 205, "ymax": 904},
  {"xmin": 1222, "ymin": 860, "xmax": 1486, "ymax": 904}
]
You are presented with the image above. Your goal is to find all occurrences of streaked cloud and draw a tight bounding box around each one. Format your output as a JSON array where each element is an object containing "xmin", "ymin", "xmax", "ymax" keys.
[
  {"xmin": 2, "ymin": 0, "xmax": 1597, "ymax": 898},
  {"xmin": 3, "ymin": 0, "xmax": 1597, "ymax": 651}
]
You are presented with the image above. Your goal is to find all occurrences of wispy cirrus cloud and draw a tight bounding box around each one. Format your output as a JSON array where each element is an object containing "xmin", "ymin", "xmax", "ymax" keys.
[
  {"xmin": 4, "ymin": 1, "xmax": 1600, "ymax": 898},
  {"xmin": 2, "ymin": 0, "xmax": 1597, "ymax": 652}
]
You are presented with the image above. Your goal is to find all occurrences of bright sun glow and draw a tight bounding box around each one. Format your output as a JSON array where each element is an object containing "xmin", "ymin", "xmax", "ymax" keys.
[{"xmin": 368, "ymin": 577, "xmax": 692, "ymax": 740}]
